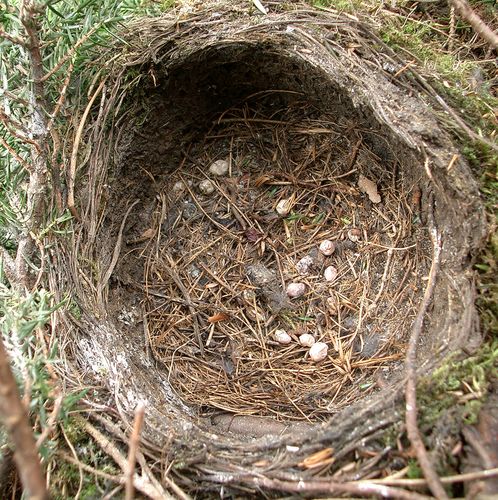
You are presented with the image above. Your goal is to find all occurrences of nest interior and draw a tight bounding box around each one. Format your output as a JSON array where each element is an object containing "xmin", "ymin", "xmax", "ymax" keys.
[{"xmin": 61, "ymin": 5, "xmax": 486, "ymax": 481}]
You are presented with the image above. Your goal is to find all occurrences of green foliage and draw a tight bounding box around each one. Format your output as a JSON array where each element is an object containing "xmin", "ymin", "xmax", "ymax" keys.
[
  {"xmin": 0, "ymin": 286, "xmax": 86, "ymax": 461},
  {"xmin": 407, "ymin": 458, "xmax": 423, "ymax": 479}
]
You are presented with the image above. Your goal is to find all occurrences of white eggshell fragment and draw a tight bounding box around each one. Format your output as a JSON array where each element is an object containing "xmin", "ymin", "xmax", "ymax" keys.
[
  {"xmin": 299, "ymin": 333, "xmax": 315, "ymax": 347},
  {"xmin": 326, "ymin": 296, "xmax": 338, "ymax": 314},
  {"xmin": 274, "ymin": 329, "xmax": 292, "ymax": 345},
  {"xmin": 309, "ymin": 342, "xmax": 328, "ymax": 362},
  {"xmin": 348, "ymin": 228, "xmax": 362, "ymax": 242},
  {"xmin": 319, "ymin": 239, "xmax": 335, "ymax": 256},
  {"xmin": 276, "ymin": 198, "xmax": 292, "ymax": 216},
  {"xmin": 209, "ymin": 159, "xmax": 229, "ymax": 176},
  {"xmin": 296, "ymin": 255, "xmax": 314, "ymax": 275},
  {"xmin": 172, "ymin": 181, "xmax": 185, "ymax": 193},
  {"xmin": 286, "ymin": 282, "xmax": 306, "ymax": 298},
  {"xmin": 324, "ymin": 266, "xmax": 338, "ymax": 282},
  {"xmin": 198, "ymin": 179, "xmax": 215, "ymax": 195}
]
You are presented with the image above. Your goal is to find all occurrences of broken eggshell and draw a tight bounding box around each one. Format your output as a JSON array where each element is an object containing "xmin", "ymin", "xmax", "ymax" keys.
[
  {"xmin": 299, "ymin": 333, "xmax": 315, "ymax": 347},
  {"xmin": 324, "ymin": 266, "xmax": 338, "ymax": 282},
  {"xmin": 276, "ymin": 198, "xmax": 292, "ymax": 216},
  {"xmin": 209, "ymin": 159, "xmax": 229, "ymax": 176},
  {"xmin": 309, "ymin": 342, "xmax": 328, "ymax": 362},
  {"xmin": 296, "ymin": 255, "xmax": 314, "ymax": 275},
  {"xmin": 286, "ymin": 282, "xmax": 306, "ymax": 298},
  {"xmin": 319, "ymin": 239, "xmax": 335, "ymax": 256},
  {"xmin": 198, "ymin": 179, "xmax": 215, "ymax": 195},
  {"xmin": 274, "ymin": 329, "xmax": 292, "ymax": 345},
  {"xmin": 348, "ymin": 228, "xmax": 362, "ymax": 242},
  {"xmin": 172, "ymin": 181, "xmax": 186, "ymax": 194}
]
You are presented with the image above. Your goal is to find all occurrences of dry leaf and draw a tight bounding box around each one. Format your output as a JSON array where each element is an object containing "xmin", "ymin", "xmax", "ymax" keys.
[
  {"xmin": 358, "ymin": 174, "xmax": 381, "ymax": 203},
  {"xmin": 208, "ymin": 312, "xmax": 230, "ymax": 323},
  {"xmin": 254, "ymin": 174, "xmax": 272, "ymax": 187},
  {"xmin": 298, "ymin": 447, "xmax": 335, "ymax": 469}
]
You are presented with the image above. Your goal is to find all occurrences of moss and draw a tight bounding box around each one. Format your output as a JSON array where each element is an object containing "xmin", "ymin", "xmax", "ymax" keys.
[
  {"xmin": 50, "ymin": 416, "xmax": 120, "ymax": 498},
  {"xmin": 417, "ymin": 340, "xmax": 498, "ymax": 428},
  {"xmin": 407, "ymin": 458, "xmax": 423, "ymax": 479}
]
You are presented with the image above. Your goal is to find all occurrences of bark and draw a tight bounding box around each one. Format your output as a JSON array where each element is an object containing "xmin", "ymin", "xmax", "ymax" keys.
[
  {"xmin": 14, "ymin": 1, "xmax": 50, "ymax": 288},
  {"xmin": 0, "ymin": 336, "xmax": 48, "ymax": 499}
]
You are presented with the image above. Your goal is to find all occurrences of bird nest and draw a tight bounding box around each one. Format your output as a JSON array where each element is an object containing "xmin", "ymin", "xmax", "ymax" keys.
[
  {"xmin": 141, "ymin": 94, "xmax": 424, "ymax": 421},
  {"xmin": 54, "ymin": 1, "xmax": 486, "ymax": 495}
]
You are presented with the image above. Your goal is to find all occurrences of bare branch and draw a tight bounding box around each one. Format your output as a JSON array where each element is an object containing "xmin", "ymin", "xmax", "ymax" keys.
[
  {"xmin": 449, "ymin": 0, "xmax": 498, "ymax": 49},
  {"xmin": 76, "ymin": 417, "xmax": 168, "ymax": 499},
  {"xmin": 47, "ymin": 60, "xmax": 75, "ymax": 129},
  {"xmin": 0, "ymin": 29, "xmax": 26, "ymax": 46},
  {"xmin": 215, "ymin": 473, "xmax": 431, "ymax": 499},
  {"xmin": 0, "ymin": 335, "xmax": 48, "ymax": 499},
  {"xmin": 0, "ymin": 135, "xmax": 32, "ymax": 172},
  {"xmin": 41, "ymin": 27, "xmax": 98, "ymax": 83},
  {"xmin": 405, "ymin": 194, "xmax": 447, "ymax": 499},
  {"xmin": 125, "ymin": 403, "xmax": 145, "ymax": 500}
]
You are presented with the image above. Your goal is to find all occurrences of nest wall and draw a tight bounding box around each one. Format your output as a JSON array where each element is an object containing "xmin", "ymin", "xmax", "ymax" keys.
[{"xmin": 56, "ymin": 3, "xmax": 486, "ymax": 480}]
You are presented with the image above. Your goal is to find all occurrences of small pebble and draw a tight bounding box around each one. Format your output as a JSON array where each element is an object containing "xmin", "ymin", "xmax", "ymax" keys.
[
  {"xmin": 209, "ymin": 159, "xmax": 229, "ymax": 176},
  {"xmin": 296, "ymin": 255, "xmax": 314, "ymax": 275},
  {"xmin": 198, "ymin": 179, "xmax": 215, "ymax": 195},
  {"xmin": 324, "ymin": 266, "xmax": 338, "ymax": 282},
  {"xmin": 276, "ymin": 198, "xmax": 292, "ymax": 216},
  {"xmin": 309, "ymin": 342, "xmax": 328, "ymax": 362},
  {"xmin": 319, "ymin": 239, "xmax": 335, "ymax": 256},
  {"xmin": 299, "ymin": 333, "xmax": 315, "ymax": 347},
  {"xmin": 348, "ymin": 228, "xmax": 362, "ymax": 242},
  {"xmin": 286, "ymin": 282, "xmax": 306, "ymax": 298},
  {"xmin": 172, "ymin": 181, "xmax": 185, "ymax": 193},
  {"xmin": 274, "ymin": 329, "xmax": 292, "ymax": 345}
]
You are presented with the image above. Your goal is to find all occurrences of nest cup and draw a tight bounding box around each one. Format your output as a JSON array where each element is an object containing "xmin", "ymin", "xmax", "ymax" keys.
[{"xmin": 58, "ymin": 3, "xmax": 486, "ymax": 487}]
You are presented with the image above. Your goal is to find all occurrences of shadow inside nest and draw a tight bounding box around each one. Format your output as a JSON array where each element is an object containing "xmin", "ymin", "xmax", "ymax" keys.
[{"xmin": 125, "ymin": 92, "xmax": 429, "ymax": 422}]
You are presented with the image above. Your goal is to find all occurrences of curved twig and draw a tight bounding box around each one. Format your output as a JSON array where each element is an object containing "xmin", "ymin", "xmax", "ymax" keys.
[{"xmin": 405, "ymin": 194, "xmax": 447, "ymax": 499}]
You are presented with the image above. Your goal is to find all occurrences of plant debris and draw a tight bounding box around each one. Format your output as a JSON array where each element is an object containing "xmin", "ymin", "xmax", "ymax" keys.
[
  {"xmin": 136, "ymin": 95, "xmax": 428, "ymax": 420},
  {"xmin": 358, "ymin": 174, "xmax": 381, "ymax": 204}
]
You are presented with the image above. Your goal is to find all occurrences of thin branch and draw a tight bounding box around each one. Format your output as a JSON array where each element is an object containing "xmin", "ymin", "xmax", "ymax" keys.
[
  {"xmin": 67, "ymin": 79, "xmax": 106, "ymax": 219},
  {"xmin": 0, "ymin": 248, "xmax": 21, "ymax": 288},
  {"xmin": 125, "ymin": 403, "xmax": 145, "ymax": 500},
  {"xmin": 0, "ymin": 28, "xmax": 26, "ymax": 46},
  {"xmin": 35, "ymin": 391, "xmax": 64, "ymax": 449},
  {"xmin": 0, "ymin": 135, "xmax": 32, "ymax": 172},
  {"xmin": 0, "ymin": 111, "xmax": 41, "ymax": 153},
  {"xmin": 215, "ymin": 473, "xmax": 431, "ymax": 499},
  {"xmin": 369, "ymin": 467, "xmax": 498, "ymax": 487},
  {"xmin": 40, "ymin": 27, "xmax": 98, "ymax": 82},
  {"xmin": 0, "ymin": 335, "xmax": 48, "ymax": 499},
  {"xmin": 47, "ymin": 60, "xmax": 75, "ymax": 129},
  {"xmin": 76, "ymin": 417, "xmax": 166, "ymax": 500},
  {"xmin": 405, "ymin": 194, "xmax": 447, "ymax": 499},
  {"xmin": 448, "ymin": 0, "xmax": 498, "ymax": 49}
]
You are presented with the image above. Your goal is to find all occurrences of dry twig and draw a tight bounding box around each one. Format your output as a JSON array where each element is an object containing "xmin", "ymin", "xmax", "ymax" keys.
[
  {"xmin": 125, "ymin": 403, "xmax": 145, "ymax": 500},
  {"xmin": 0, "ymin": 335, "xmax": 48, "ymax": 499},
  {"xmin": 449, "ymin": 0, "xmax": 498, "ymax": 49},
  {"xmin": 404, "ymin": 194, "xmax": 446, "ymax": 499}
]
